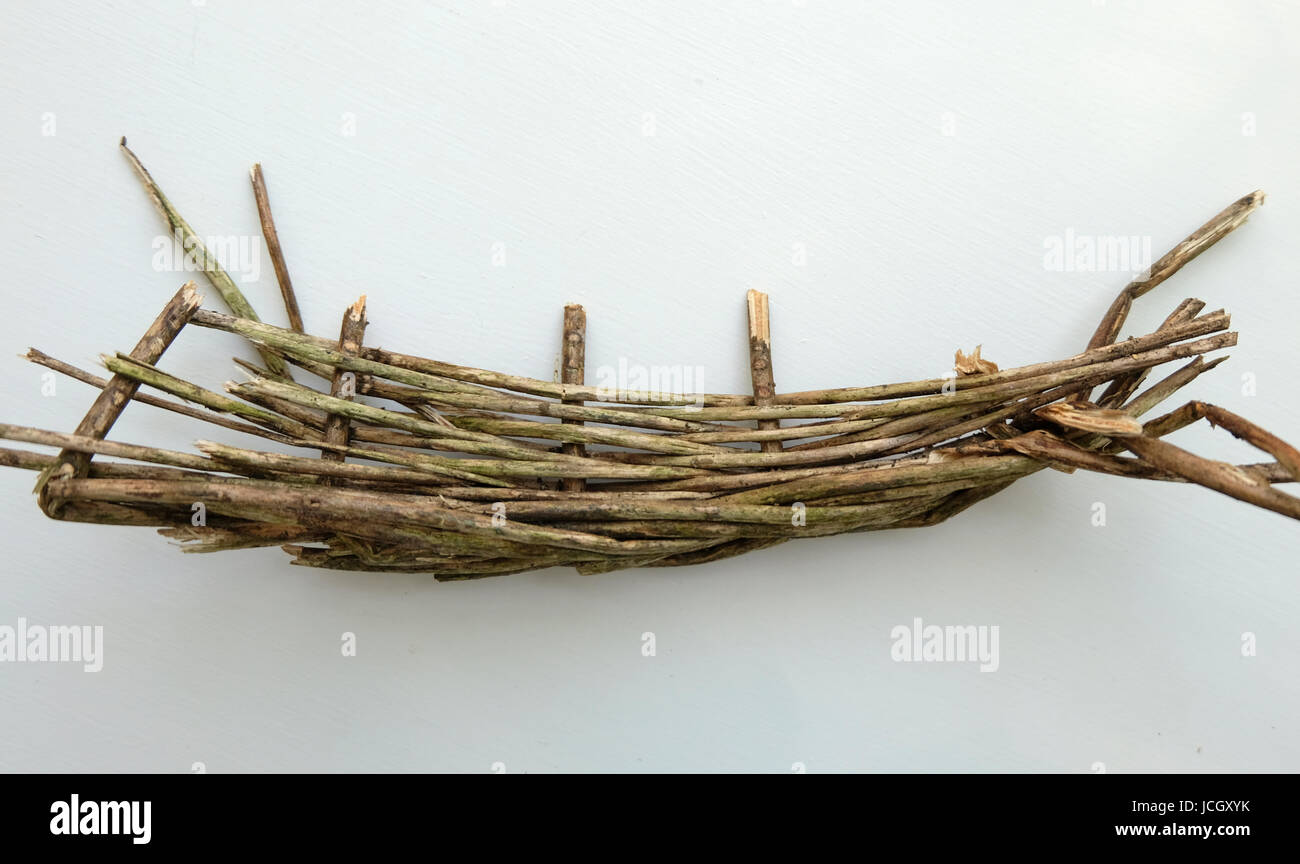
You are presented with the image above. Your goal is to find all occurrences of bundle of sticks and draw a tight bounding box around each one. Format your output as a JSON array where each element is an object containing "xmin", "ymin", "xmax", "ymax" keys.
[{"xmin": 2, "ymin": 141, "xmax": 1296, "ymax": 580}]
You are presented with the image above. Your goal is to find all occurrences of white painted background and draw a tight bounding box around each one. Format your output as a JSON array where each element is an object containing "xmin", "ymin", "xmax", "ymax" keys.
[{"xmin": 1, "ymin": 0, "xmax": 1297, "ymax": 772}]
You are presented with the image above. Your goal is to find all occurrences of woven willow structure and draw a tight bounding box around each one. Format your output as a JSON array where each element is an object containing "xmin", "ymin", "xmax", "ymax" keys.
[{"xmin": 2, "ymin": 142, "xmax": 1296, "ymax": 580}]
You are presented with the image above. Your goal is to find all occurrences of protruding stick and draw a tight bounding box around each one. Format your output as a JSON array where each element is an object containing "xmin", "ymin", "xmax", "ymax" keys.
[
  {"xmin": 1038, "ymin": 401, "xmax": 1300, "ymax": 521},
  {"xmin": 1174, "ymin": 402, "xmax": 1300, "ymax": 480},
  {"xmin": 321, "ymin": 297, "xmax": 368, "ymax": 479},
  {"xmin": 250, "ymin": 163, "xmax": 305, "ymax": 334},
  {"xmin": 25, "ymin": 348, "xmax": 296, "ymax": 445},
  {"xmin": 119, "ymin": 137, "xmax": 290, "ymax": 378},
  {"xmin": 1086, "ymin": 191, "xmax": 1264, "ymax": 351},
  {"xmin": 746, "ymin": 289, "xmax": 781, "ymax": 453},
  {"xmin": 37, "ymin": 282, "xmax": 203, "ymax": 515},
  {"xmin": 560, "ymin": 304, "xmax": 587, "ymax": 492}
]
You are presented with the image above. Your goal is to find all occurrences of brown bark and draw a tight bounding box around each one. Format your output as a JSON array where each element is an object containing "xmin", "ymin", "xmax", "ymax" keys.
[
  {"xmin": 320, "ymin": 296, "xmax": 368, "ymax": 476},
  {"xmin": 560, "ymin": 304, "xmax": 587, "ymax": 492}
]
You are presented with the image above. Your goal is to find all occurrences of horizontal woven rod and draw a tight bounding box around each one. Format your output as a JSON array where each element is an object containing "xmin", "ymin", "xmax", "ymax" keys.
[
  {"xmin": 162, "ymin": 522, "xmax": 325, "ymax": 552},
  {"xmin": 449, "ymin": 496, "xmax": 947, "ymax": 526},
  {"xmin": 592, "ymin": 371, "xmax": 1124, "ymax": 471},
  {"xmin": 595, "ymin": 431, "xmax": 926, "ymax": 469},
  {"xmin": 197, "ymin": 440, "xmax": 476, "ymax": 487},
  {"xmin": 26, "ymin": 349, "xmax": 299, "ymax": 446},
  {"xmin": 286, "ymin": 523, "xmax": 600, "ymax": 560},
  {"xmin": 1, "ymin": 423, "xmax": 217, "ymax": 472},
  {"xmin": 0, "ymin": 435, "xmax": 459, "ymax": 495},
  {"xmin": 261, "ymin": 351, "xmax": 726, "ymax": 433},
  {"xmin": 417, "ymin": 487, "xmax": 714, "ymax": 501},
  {"xmin": 233, "ymin": 376, "xmax": 582, "ymax": 463},
  {"xmin": 280, "ymin": 438, "xmax": 514, "ymax": 487},
  {"xmin": 115, "ymin": 493, "xmax": 663, "ymax": 560},
  {"xmin": 608, "ymin": 325, "xmax": 1237, "ymax": 420},
  {"xmin": 45, "ymin": 496, "xmax": 320, "ymax": 538},
  {"xmin": 784, "ymin": 402, "xmax": 1004, "ymax": 453},
  {"xmin": 319, "ymin": 536, "xmax": 607, "ymax": 571},
  {"xmin": 886, "ymin": 479, "xmax": 1024, "ymax": 530},
  {"xmin": 809, "ymin": 476, "xmax": 1010, "ymax": 506},
  {"xmin": 220, "ymin": 366, "xmax": 517, "ymax": 460},
  {"xmin": 175, "ymin": 534, "xmax": 330, "ymax": 554},
  {"xmin": 288, "ymin": 436, "xmax": 712, "ymax": 483},
  {"xmin": 0, "ymin": 446, "xmax": 267, "ymax": 482},
  {"xmin": 102, "ymin": 354, "xmax": 317, "ymax": 439},
  {"xmin": 719, "ymin": 452, "xmax": 1043, "ymax": 506},
  {"xmin": 0, "ymin": 450, "xmax": 447, "ymax": 497},
  {"xmin": 54, "ymin": 500, "xmax": 195, "ymax": 528},
  {"xmin": 44, "ymin": 476, "xmax": 717, "ymax": 557},
  {"xmin": 303, "ymin": 540, "xmax": 604, "ymax": 566},
  {"xmin": 284, "ymin": 547, "xmax": 603, "ymax": 577},
  {"xmin": 55, "ymin": 500, "xmax": 299, "ymax": 530},
  {"xmin": 413, "ymin": 414, "xmax": 732, "ymax": 455},
  {"xmin": 596, "ymin": 437, "xmax": 993, "ymax": 494},
  {"xmin": 550, "ymin": 500, "xmax": 942, "ymax": 539},
  {"xmin": 572, "ymin": 537, "xmax": 795, "ymax": 575},
  {"xmin": 679, "ymin": 416, "xmax": 890, "ymax": 444},
  {"xmin": 644, "ymin": 538, "xmax": 791, "ymax": 568}
]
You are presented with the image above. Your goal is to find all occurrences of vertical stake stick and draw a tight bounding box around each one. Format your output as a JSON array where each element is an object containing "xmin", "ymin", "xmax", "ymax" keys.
[
  {"xmin": 560, "ymin": 304, "xmax": 587, "ymax": 492},
  {"xmin": 746, "ymin": 289, "xmax": 782, "ymax": 453},
  {"xmin": 321, "ymin": 297, "xmax": 368, "ymax": 481}
]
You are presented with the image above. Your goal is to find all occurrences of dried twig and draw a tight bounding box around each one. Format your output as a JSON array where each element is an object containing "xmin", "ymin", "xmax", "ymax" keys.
[{"xmin": 249, "ymin": 163, "xmax": 305, "ymax": 333}]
